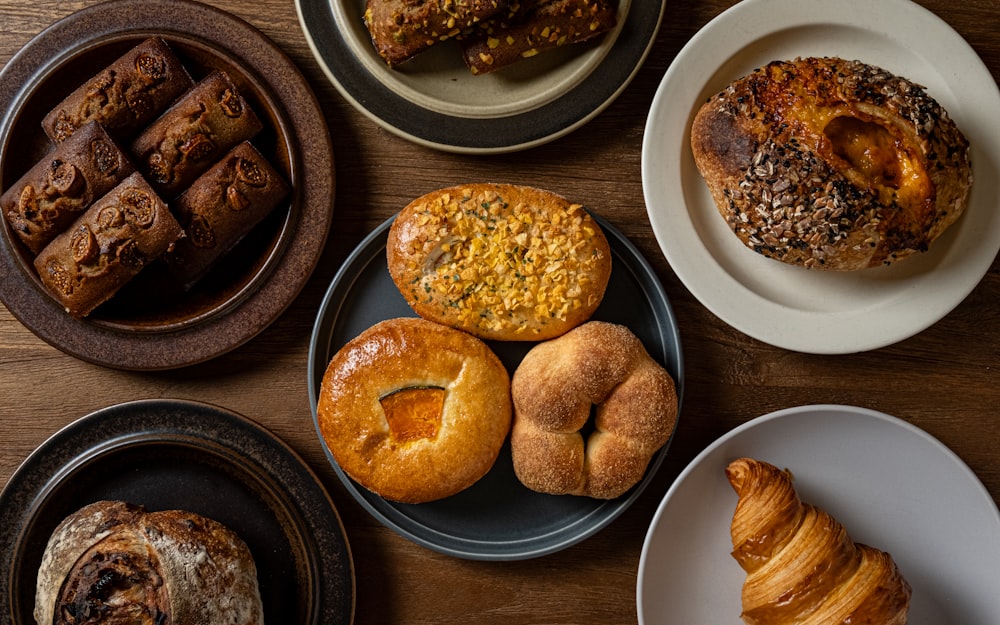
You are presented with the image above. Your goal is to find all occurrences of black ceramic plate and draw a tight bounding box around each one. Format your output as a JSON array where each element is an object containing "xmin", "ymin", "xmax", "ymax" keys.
[
  {"xmin": 0, "ymin": 399, "xmax": 354, "ymax": 625},
  {"xmin": 308, "ymin": 214, "xmax": 684, "ymax": 560},
  {"xmin": 0, "ymin": 0, "xmax": 334, "ymax": 370},
  {"xmin": 295, "ymin": 0, "xmax": 665, "ymax": 153}
]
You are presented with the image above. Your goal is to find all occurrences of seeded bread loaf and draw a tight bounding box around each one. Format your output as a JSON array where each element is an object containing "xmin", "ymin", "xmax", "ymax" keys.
[
  {"xmin": 35, "ymin": 501, "xmax": 263, "ymax": 625},
  {"xmin": 364, "ymin": 0, "xmax": 509, "ymax": 67},
  {"xmin": 386, "ymin": 183, "xmax": 612, "ymax": 341},
  {"xmin": 690, "ymin": 56, "xmax": 972, "ymax": 270},
  {"xmin": 164, "ymin": 141, "xmax": 290, "ymax": 288},
  {"xmin": 42, "ymin": 37, "xmax": 194, "ymax": 143},
  {"xmin": 461, "ymin": 0, "xmax": 617, "ymax": 75},
  {"xmin": 34, "ymin": 172, "xmax": 183, "ymax": 317},
  {"xmin": 131, "ymin": 71, "xmax": 263, "ymax": 199},
  {"xmin": 2, "ymin": 121, "xmax": 134, "ymax": 254}
]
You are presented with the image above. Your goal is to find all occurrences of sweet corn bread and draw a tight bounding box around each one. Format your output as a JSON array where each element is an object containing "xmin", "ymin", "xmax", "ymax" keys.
[
  {"xmin": 386, "ymin": 183, "xmax": 612, "ymax": 341},
  {"xmin": 691, "ymin": 56, "xmax": 972, "ymax": 270}
]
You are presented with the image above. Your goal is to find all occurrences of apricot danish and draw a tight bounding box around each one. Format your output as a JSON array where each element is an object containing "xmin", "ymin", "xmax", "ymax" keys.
[
  {"xmin": 510, "ymin": 321, "xmax": 678, "ymax": 499},
  {"xmin": 691, "ymin": 56, "xmax": 972, "ymax": 270}
]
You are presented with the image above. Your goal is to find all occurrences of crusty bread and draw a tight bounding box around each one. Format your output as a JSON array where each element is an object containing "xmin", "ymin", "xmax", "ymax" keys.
[
  {"xmin": 510, "ymin": 321, "xmax": 678, "ymax": 499},
  {"xmin": 387, "ymin": 183, "xmax": 611, "ymax": 341},
  {"xmin": 690, "ymin": 56, "xmax": 972, "ymax": 270},
  {"xmin": 35, "ymin": 500, "xmax": 263, "ymax": 625},
  {"xmin": 34, "ymin": 171, "xmax": 183, "ymax": 317},
  {"xmin": 317, "ymin": 317, "xmax": 512, "ymax": 503}
]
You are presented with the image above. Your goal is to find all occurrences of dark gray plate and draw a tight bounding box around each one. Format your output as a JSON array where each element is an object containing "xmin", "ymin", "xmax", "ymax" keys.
[
  {"xmin": 0, "ymin": 399, "xmax": 354, "ymax": 625},
  {"xmin": 295, "ymin": 0, "xmax": 665, "ymax": 153},
  {"xmin": 308, "ymin": 214, "xmax": 683, "ymax": 560}
]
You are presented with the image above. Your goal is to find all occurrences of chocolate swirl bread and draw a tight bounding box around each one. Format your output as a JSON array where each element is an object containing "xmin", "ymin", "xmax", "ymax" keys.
[
  {"xmin": 2, "ymin": 121, "xmax": 134, "ymax": 254},
  {"xmin": 35, "ymin": 501, "xmax": 264, "ymax": 625},
  {"xmin": 690, "ymin": 57, "xmax": 972, "ymax": 270},
  {"xmin": 130, "ymin": 71, "xmax": 263, "ymax": 199},
  {"xmin": 34, "ymin": 172, "xmax": 182, "ymax": 317},
  {"xmin": 42, "ymin": 37, "xmax": 195, "ymax": 143}
]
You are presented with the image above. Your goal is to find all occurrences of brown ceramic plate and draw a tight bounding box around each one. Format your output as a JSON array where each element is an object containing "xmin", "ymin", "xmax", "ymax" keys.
[
  {"xmin": 0, "ymin": 399, "xmax": 355, "ymax": 625},
  {"xmin": 0, "ymin": 0, "xmax": 334, "ymax": 369}
]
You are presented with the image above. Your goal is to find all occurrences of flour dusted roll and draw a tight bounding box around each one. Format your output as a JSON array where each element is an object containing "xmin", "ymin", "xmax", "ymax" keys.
[
  {"xmin": 35, "ymin": 500, "xmax": 263, "ymax": 625},
  {"xmin": 690, "ymin": 56, "xmax": 972, "ymax": 270},
  {"xmin": 317, "ymin": 317, "xmax": 512, "ymax": 503},
  {"xmin": 387, "ymin": 183, "xmax": 612, "ymax": 341}
]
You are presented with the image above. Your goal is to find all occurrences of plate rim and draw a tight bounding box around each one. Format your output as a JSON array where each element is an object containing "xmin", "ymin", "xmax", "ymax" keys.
[
  {"xmin": 307, "ymin": 212, "xmax": 684, "ymax": 560},
  {"xmin": 641, "ymin": 0, "xmax": 1000, "ymax": 354},
  {"xmin": 635, "ymin": 402, "xmax": 1000, "ymax": 625},
  {"xmin": 294, "ymin": 0, "xmax": 665, "ymax": 154},
  {"xmin": 0, "ymin": 0, "xmax": 335, "ymax": 370},
  {"xmin": 0, "ymin": 397, "xmax": 356, "ymax": 625}
]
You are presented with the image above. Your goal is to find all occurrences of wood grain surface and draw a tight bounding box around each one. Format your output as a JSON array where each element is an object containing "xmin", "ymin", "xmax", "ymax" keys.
[{"xmin": 1, "ymin": 1, "xmax": 998, "ymax": 624}]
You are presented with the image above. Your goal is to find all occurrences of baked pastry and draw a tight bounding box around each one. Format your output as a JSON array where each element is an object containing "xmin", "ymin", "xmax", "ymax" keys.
[
  {"xmin": 35, "ymin": 500, "xmax": 263, "ymax": 625},
  {"xmin": 726, "ymin": 458, "xmax": 911, "ymax": 624},
  {"xmin": 42, "ymin": 37, "xmax": 194, "ymax": 143},
  {"xmin": 163, "ymin": 141, "xmax": 290, "ymax": 288},
  {"xmin": 130, "ymin": 70, "xmax": 263, "ymax": 199},
  {"xmin": 2, "ymin": 121, "xmax": 134, "ymax": 254},
  {"xmin": 317, "ymin": 316, "xmax": 512, "ymax": 503},
  {"xmin": 386, "ymin": 183, "xmax": 611, "ymax": 341},
  {"xmin": 363, "ymin": 0, "xmax": 510, "ymax": 67},
  {"xmin": 690, "ymin": 56, "xmax": 972, "ymax": 270},
  {"xmin": 510, "ymin": 321, "xmax": 677, "ymax": 499},
  {"xmin": 461, "ymin": 0, "xmax": 617, "ymax": 75},
  {"xmin": 34, "ymin": 171, "xmax": 183, "ymax": 317}
]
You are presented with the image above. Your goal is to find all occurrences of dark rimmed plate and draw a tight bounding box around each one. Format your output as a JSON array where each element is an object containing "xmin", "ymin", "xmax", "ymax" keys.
[
  {"xmin": 0, "ymin": 0, "xmax": 334, "ymax": 370},
  {"xmin": 295, "ymin": 0, "xmax": 664, "ymax": 153},
  {"xmin": 0, "ymin": 399, "xmax": 355, "ymax": 625},
  {"xmin": 307, "ymin": 213, "xmax": 684, "ymax": 560}
]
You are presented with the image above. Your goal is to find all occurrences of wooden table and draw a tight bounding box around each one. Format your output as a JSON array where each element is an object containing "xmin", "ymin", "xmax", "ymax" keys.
[{"xmin": 1, "ymin": 1, "xmax": 998, "ymax": 623}]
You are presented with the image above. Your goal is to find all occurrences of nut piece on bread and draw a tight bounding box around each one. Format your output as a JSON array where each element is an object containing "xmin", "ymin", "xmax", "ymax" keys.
[
  {"xmin": 35, "ymin": 500, "xmax": 263, "ymax": 625},
  {"xmin": 317, "ymin": 317, "xmax": 512, "ymax": 503},
  {"xmin": 387, "ymin": 183, "xmax": 612, "ymax": 341},
  {"xmin": 690, "ymin": 56, "xmax": 972, "ymax": 270}
]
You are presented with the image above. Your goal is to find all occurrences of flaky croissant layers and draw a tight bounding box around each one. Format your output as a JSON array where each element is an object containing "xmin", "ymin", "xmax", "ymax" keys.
[{"xmin": 726, "ymin": 458, "xmax": 911, "ymax": 625}]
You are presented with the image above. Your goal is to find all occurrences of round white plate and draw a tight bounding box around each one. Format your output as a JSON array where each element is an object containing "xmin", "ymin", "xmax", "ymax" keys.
[
  {"xmin": 636, "ymin": 404, "xmax": 1000, "ymax": 625},
  {"xmin": 641, "ymin": 0, "xmax": 1000, "ymax": 353},
  {"xmin": 296, "ymin": 0, "xmax": 663, "ymax": 153}
]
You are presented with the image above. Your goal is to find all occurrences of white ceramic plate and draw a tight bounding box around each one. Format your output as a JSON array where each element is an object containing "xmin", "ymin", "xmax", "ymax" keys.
[
  {"xmin": 296, "ymin": 0, "xmax": 663, "ymax": 153},
  {"xmin": 636, "ymin": 404, "xmax": 1000, "ymax": 625},
  {"xmin": 641, "ymin": 0, "xmax": 1000, "ymax": 353}
]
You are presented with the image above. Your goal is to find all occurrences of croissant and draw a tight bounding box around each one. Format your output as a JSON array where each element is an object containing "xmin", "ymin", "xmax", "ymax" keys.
[
  {"xmin": 34, "ymin": 500, "xmax": 264, "ymax": 625},
  {"xmin": 691, "ymin": 56, "xmax": 972, "ymax": 270},
  {"xmin": 725, "ymin": 458, "xmax": 911, "ymax": 625}
]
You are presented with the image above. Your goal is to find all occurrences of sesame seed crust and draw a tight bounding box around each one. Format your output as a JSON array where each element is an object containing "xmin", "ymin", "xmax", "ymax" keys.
[
  {"xmin": 386, "ymin": 183, "xmax": 612, "ymax": 341},
  {"xmin": 690, "ymin": 56, "xmax": 973, "ymax": 270}
]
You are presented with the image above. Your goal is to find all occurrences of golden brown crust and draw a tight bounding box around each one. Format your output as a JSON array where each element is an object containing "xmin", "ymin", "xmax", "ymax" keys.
[
  {"xmin": 35, "ymin": 500, "xmax": 263, "ymax": 625},
  {"xmin": 510, "ymin": 321, "xmax": 677, "ymax": 499},
  {"xmin": 317, "ymin": 317, "xmax": 512, "ymax": 503},
  {"xmin": 726, "ymin": 458, "xmax": 911, "ymax": 625},
  {"xmin": 42, "ymin": 37, "xmax": 195, "ymax": 143},
  {"xmin": 33, "ymin": 172, "xmax": 182, "ymax": 317},
  {"xmin": 461, "ymin": 0, "xmax": 617, "ymax": 75},
  {"xmin": 690, "ymin": 56, "xmax": 972, "ymax": 270},
  {"xmin": 387, "ymin": 183, "xmax": 611, "ymax": 341},
  {"xmin": 364, "ymin": 0, "xmax": 509, "ymax": 67},
  {"xmin": 1, "ymin": 121, "xmax": 135, "ymax": 254}
]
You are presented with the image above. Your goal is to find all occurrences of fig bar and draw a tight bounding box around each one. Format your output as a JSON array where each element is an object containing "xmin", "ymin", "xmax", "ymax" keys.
[
  {"xmin": 42, "ymin": 37, "xmax": 195, "ymax": 143},
  {"xmin": 2, "ymin": 121, "xmax": 134, "ymax": 254},
  {"xmin": 461, "ymin": 0, "xmax": 617, "ymax": 75},
  {"xmin": 164, "ymin": 141, "xmax": 290, "ymax": 288},
  {"xmin": 131, "ymin": 71, "xmax": 263, "ymax": 199},
  {"xmin": 34, "ymin": 172, "xmax": 182, "ymax": 317}
]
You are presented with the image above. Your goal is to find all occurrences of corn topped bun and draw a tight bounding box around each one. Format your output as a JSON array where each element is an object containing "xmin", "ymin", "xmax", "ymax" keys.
[{"xmin": 387, "ymin": 183, "xmax": 612, "ymax": 341}]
